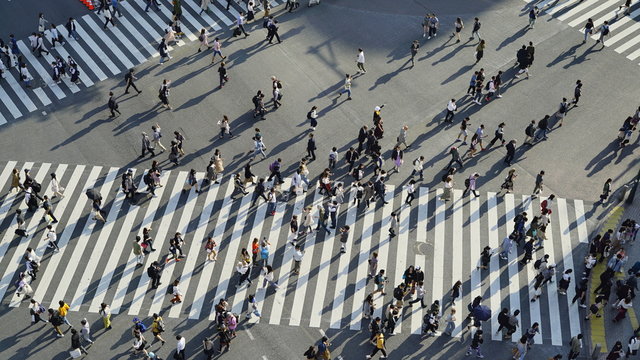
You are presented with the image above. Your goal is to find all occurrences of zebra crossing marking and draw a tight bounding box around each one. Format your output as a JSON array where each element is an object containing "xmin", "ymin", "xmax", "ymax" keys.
[
  {"xmin": 557, "ymin": 198, "xmax": 581, "ymax": 338},
  {"xmin": 0, "ymin": 161, "xmax": 595, "ymax": 345},
  {"xmin": 69, "ymin": 169, "xmax": 133, "ymax": 311},
  {"xmin": 47, "ymin": 167, "xmax": 117, "ymax": 308},
  {"xmin": 189, "ymin": 179, "xmax": 234, "ymax": 320},
  {"xmin": 0, "ymin": 163, "xmax": 51, "ymax": 301},
  {"xmin": 57, "ymin": 24, "xmax": 107, "ymax": 82}
]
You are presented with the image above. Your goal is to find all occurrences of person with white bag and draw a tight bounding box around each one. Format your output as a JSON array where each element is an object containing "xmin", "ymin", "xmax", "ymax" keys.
[{"xmin": 70, "ymin": 328, "xmax": 89, "ymax": 357}]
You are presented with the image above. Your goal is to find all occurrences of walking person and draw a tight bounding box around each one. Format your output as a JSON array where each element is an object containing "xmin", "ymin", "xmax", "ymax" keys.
[
  {"xmin": 103, "ymin": 5, "xmax": 116, "ymax": 29},
  {"xmin": 475, "ymin": 40, "xmax": 485, "ymax": 63},
  {"xmin": 471, "ymin": 17, "xmax": 481, "ymax": 41},
  {"xmin": 124, "ymin": 68, "xmax": 142, "ymax": 94},
  {"xmin": 410, "ymin": 40, "xmax": 419, "ymax": 67},
  {"xmin": 158, "ymin": 38, "xmax": 172, "ymax": 64},
  {"xmin": 99, "ymin": 303, "xmax": 111, "ymax": 329},
  {"xmin": 71, "ymin": 328, "xmax": 89, "ymax": 355},
  {"xmin": 444, "ymin": 99, "xmax": 457, "ymax": 122},
  {"xmin": 463, "ymin": 173, "xmax": 480, "ymax": 198},
  {"xmin": 600, "ymin": 178, "xmax": 612, "ymax": 204},
  {"xmin": 488, "ymin": 123, "xmax": 506, "ymax": 147},
  {"xmin": 266, "ymin": 17, "xmax": 282, "ymax": 44},
  {"xmin": 42, "ymin": 195, "xmax": 58, "ymax": 223},
  {"xmin": 568, "ymin": 333, "xmax": 583, "ymax": 359},
  {"xmin": 159, "ymin": 79, "xmax": 172, "ymax": 109},
  {"xmin": 46, "ymin": 225, "xmax": 60, "ymax": 252},
  {"xmin": 218, "ymin": 61, "xmax": 228, "ymax": 88},
  {"xmin": 581, "ymin": 18, "xmax": 595, "ymax": 44},
  {"xmin": 365, "ymin": 332, "xmax": 388, "ymax": 359},
  {"xmin": 504, "ymin": 139, "xmax": 517, "ymax": 166},
  {"xmin": 571, "ymin": 80, "xmax": 583, "ymax": 107},
  {"xmin": 210, "ymin": 37, "xmax": 226, "ymax": 63},
  {"xmin": 532, "ymin": 170, "xmax": 545, "ymax": 197},
  {"xmin": 108, "ymin": 92, "xmax": 120, "ymax": 117},
  {"xmin": 596, "ymin": 21, "xmax": 610, "ymax": 48},
  {"xmin": 236, "ymin": 12, "xmax": 249, "ymax": 37},
  {"xmin": 356, "ymin": 48, "xmax": 366, "ymax": 74},
  {"xmin": 452, "ymin": 17, "xmax": 464, "ymax": 43},
  {"xmin": 528, "ymin": 6, "xmax": 539, "ymax": 29},
  {"xmin": 337, "ymin": 73, "xmax": 353, "ymax": 100}
]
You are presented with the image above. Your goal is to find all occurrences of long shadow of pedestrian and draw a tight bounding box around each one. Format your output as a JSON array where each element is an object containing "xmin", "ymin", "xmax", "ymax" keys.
[
  {"xmin": 584, "ymin": 139, "xmax": 620, "ymax": 177},
  {"xmin": 173, "ymin": 88, "xmax": 217, "ymax": 111},
  {"xmin": 546, "ymin": 42, "xmax": 582, "ymax": 68},
  {"xmin": 432, "ymin": 38, "xmax": 474, "ymax": 66},
  {"xmin": 441, "ymin": 63, "xmax": 475, "ymax": 85},
  {"xmin": 563, "ymin": 43, "xmax": 597, "ymax": 69},
  {"xmin": 52, "ymin": 117, "xmax": 115, "ymax": 150},
  {"xmin": 496, "ymin": 27, "xmax": 529, "ymax": 51},
  {"xmin": 309, "ymin": 78, "xmax": 345, "ymax": 103},
  {"xmin": 368, "ymin": 64, "xmax": 411, "ymax": 91}
]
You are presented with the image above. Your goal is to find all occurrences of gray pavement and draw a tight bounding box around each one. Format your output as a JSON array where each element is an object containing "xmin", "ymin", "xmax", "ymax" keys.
[{"xmin": 0, "ymin": 0, "xmax": 639, "ymax": 359}]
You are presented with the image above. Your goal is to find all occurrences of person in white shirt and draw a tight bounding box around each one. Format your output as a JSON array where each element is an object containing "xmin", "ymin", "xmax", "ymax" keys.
[
  {"xmin": 176, "ymin": 335, "xmax": 186, "ymax": 359},
  {"xmin": 236, "ymin": 12, "xmax": 249, "ymax": 37},
  {"xmin": 356, "ymin": 48, "xmax": 366, "ymax": 73},
  {"xmin": 444, "ymin": 99, "xmax": 457, "ymax": 122},
  {"xmin": 46, "ymin": 225, "xmax": 60, "ymax": 252},
  {"xmin": 49, "ymin": 25, "xmax": 65, "ymax": 47},
  {"xmin": 405, "ymin": 180, "xmax": 416, "ymax": 205},
  {"xmin": 411, "ymin": 156, "xmax": 425, "ymax": 180},
  {"xmin": 337, "ymin": 74, "xmax": 352, "ymax": 100},
  {"xmin": 211, "ymin": 37, "xmax": 226, "ymax": 64},
  {"xmin": 293, "ymin": 245, "xmax": 304, "ymax": 274}
]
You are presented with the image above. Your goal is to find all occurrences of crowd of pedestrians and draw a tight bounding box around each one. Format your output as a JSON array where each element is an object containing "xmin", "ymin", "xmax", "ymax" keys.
[{"xmin": 6, "ymin": 0, "xmax": 640, "ymax": 359}]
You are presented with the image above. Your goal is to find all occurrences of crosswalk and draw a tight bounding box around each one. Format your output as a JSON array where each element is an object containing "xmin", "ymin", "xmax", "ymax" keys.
[
  {"xmin": 0, "ymin": 161, "xmax": 592, "ymax": 345},
  {"xmin": 0, "ymin": 0, "xmax": 284, "ymax": 124},
  {"xmin": 525, "ymin": 0, "xmax": 640, "ymax": 62}
]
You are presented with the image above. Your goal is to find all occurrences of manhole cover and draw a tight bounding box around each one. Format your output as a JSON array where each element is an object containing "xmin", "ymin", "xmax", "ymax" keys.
[{"xmin": 414, "ymin": 242, "xmax": 430, "ymax": 255}]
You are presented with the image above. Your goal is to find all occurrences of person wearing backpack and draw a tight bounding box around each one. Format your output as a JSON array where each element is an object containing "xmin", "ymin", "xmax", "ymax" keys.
[
  {"xmin": 307, "ymin": 106, "xmax": 318, "ymax": 131},
  {"xmin": 48, "ymin": 308, "xmax": 65, "ymax": 337},
  {"xmin": 303, "ymin": 345, "xmax": 317, "ymax": 359},
  {"xmin": 555, "ymin": 98, "xmax": 569, "ymax": 126},
  {"xmin": 596, "ymin": 20, "xmax": 610, "ymax": 48},
  {"xmin": 267, "ymin": 158, "xmax": 283, "ymax": 185},
  {"xmin": 372, "ymin": 270, "xmax": 388, "ymax": 296}
]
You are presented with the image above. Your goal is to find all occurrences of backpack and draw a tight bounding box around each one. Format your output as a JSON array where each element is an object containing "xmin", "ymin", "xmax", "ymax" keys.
[
  {"xmin": 307, "ymin": 111, "xmax": 313, "ymax": 119},
  {"xmin": 147, "ymin": 266, "xmax": 155, "ymax": 278},
  {"xmin": 276, "ymin": 81, "xmax": 283, "ymax": 89},
  {"xmin": 484, "ymin": 82, "xmax": 490, "ymax": 91},
  {"xmin": 533, "ymin": 259, "xmax": 543, "ymax": 270},
  {"xmin": 393, "ymin": 287, "xmax": 403, "ymax": 300},
  {"xmin": 464, "ymin": 178, "xmax": 471, "ymax": 188},
  {"xmin": 260, "ymin": 247, "xmax": 269, "ymax": 259},
  {"xmin": 374, "ymin": 274, "xmax": 383, "ymax": 285},
  {"xmin": 603, "ymin": 26, "xmax": 610, "ymax": 35},
  {"xmin": 135, "ymin": 322, "xmax": 147, "ymax": 333},
  {"xmin": 144, "ymin": 173, "xmax": 153, "ymax": 185},
  {"xmin": 198, "ymin": 34, "xmax": 204, "ymax": 42},
  {"xmin": 263, "ymin": 19, "xmax": 269, "ymax": 28},
  {"xmin": 156, "ymin": 318, "xmax": 165, "ymax": 332}
]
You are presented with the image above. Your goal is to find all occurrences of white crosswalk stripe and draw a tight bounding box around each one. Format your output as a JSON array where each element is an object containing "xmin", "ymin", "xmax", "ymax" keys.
[
  {"xmin": 0, "ymin": 161, "xmax": 593, "ymax": 345},
  {"xmin": 0, "ymin": 0, "xmax": 285, "ymax": 122},
  {"xmin": 524, "ymin": 0, "xmax": 640, "ymax": 65}
]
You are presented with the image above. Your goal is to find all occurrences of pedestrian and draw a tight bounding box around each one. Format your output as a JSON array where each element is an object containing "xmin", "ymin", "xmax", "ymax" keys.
[
  {"xmin": 471, "ymin": 17, "xmax": 482, "ymax": 41},
  {"xmin": 217, "ymin": 61, "xmax": 228, "ymax": 88},
  {"xmin": 463, "ymin": 173, "xmax": 480, "ymax": 198},
  {"xmin": 169, "ymin": 279, "xmax": 183, "ymax": 304},
  {"xmin": 571, "ymin": 80, "xmax": 583, "ymax": 107},
  {"xmin": 608, "ymin": 341, "xmax": 624, "ymax": 360},
  {"xmin": 159, "ymin": 79, "xmax": 172, "ymax": 109},
  {"xmin": 71, "ymin": 328, "xmax": 89, "ymax": 355},
  {"xmin": 132, "ymin": 236, "xmax": 145, "ymax": 266},
  {"xmin": 568, "ymin": 333, "xmax": 583, "ymax": 359},
  {"xmin": 158, "ymin": 39, "xmax": 171, "ymax": 64},
  {"xmin": 57, "ymin": 300, "xmax": 73, "ymax": 329},
  {"xmin": 65, "ymin": 17, "xmax": 80, "ymax": 40},
  {"xmin": 616, "ymin": 0, "xmax": 632, "ymax": 17},
  {"xmin": 305, "ymin": 133, "xmax": 317, "ymax": 161},
  {"xmin": 337, "ymin": 73, "xmax": 353, "ymax": 100},
  {"xmin": 528, "ymin": 6, "xmax": 539, "ymax": 29},
  {"xmin": 103, "ymin": 5, "xmax": 116, "ymax": 29},
  {"xmin": 596, "ymin": 21, "xmax": 610, "ymax": 48},
  {"xmin": 405, "ymin": 179, "xmax": 417, "ymax": 205},
  {"xmin": 41, "ymin": 195, "xmax": 59, "ymax": 223},
  {"xmin": 532, "ymin": 170, "xmax": 545, "ymax": 197},
  {"xmin": 372, "ymin": 269, "xmax": 388, "ymax": 296},
  {"xmin": 453, "ymin": 17, "xmax": 464, "ymax": 43},
  {"xmin": 107, "ymin": 91, "xmax": 121, "ymax": 117},
  {"xmin": 514, "ymin": 335, "xmax": 528, "ymax": 360},
  {"xmin": 555, "ymin": 97, "xmax": 569, "ymax": 127},
  {"xmin": 466, "ymin": 329, "xmax": 484, "ymax": 357},
  {"xmin": 444, "ymin": 99, "xmax": 457, "ymax": 122},
  {"xmin": 612, "ymin": 296, "xmax": 633, "ymax": 322},
  {"xmin": 582, "ymin": 18, "xmax": 595, "ymax": 44},
  {"xmin": 443, "ymin": 308, "xmax": 456, "ymax": 336},
  {"xmin": 515, "ymin": 45, "xmax": 531, "ymax": 79},
  {"xmin": 356, "ymin": 48, "xmax": 366, "ymax": 73},
  {"xmin": 365, "ymin": 332, "xmax": 387, "ymax": 359},
  {"xmin": 504, "ymin": 139, "xmax": 517, "ymax": 165},
  {"xmin": 534, "ymin": 115, "xmax": 550, "ymax": 141},
  {"xmin": 210, "ymin": 37, "xmax": 226, "ymax": 63},
  {"xmin": 267, "ymin": 158, "xmax": 284, "ymax": 185},
  {"xmin": 446, "ymin": 146, "xmax": 464, "ymax": 170},
  {"xmin": 488, "ymin": 123, "xmax": 506, "ymax": 147},
  {"xmin": 266, "ymin": 17, "xmax": 281, "ymax": 43},
  {"xmin": 627, "ymin": 335, "xmax": 640, "ymax": 358},
  {"xmin": 600, "ymin": 178, "xmax": 612, "ymax": 204},
  {"xmin": 262, "ymin": 265, "xmax": 279, "ymax": 289},
  {"xmin": 558, "ymin": 269, "xmax": 573, "ymax": 295},
  {"xmin": 46, "ymin": 225, "xmax": 60, "ymax": 252},
  {"xmin": 475, "ymin": 40, "xmax": 485, "ymax": 63},
  {"xmin": 124, "ymin": 68, "xmax": 142, "ymax": 95},
  {"xmin": 267, "ymin": 188, "xmax": 277, "ymax": 216},
  {"xmin": 410, "ymin": 40, "xmax": 420, "ymax": 67},
  {"xmin": 236, "ymin": 11, "xmax": 249, "ymax": 37},
  {"xmin": 292, "ymin": 245, "xmax": 304, "ymax": 275}
]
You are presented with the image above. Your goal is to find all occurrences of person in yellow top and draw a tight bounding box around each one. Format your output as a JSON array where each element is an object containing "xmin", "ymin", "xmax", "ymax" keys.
[
  {"xmin": 58, "ymin": 300, "xmax": 73, "ymax": 329},
  {"xmin": 151, "ymin": 313, "xmax": 167, "ymax": 346},
  {"xmin": 366, "ymin": 332, "xmax": 387, "ymax": 359}
]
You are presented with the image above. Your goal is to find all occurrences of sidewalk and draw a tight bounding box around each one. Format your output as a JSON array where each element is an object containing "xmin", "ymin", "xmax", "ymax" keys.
[{"xmin": 587, "ymin": 185, "xmax": 640, "ymax": 358}]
